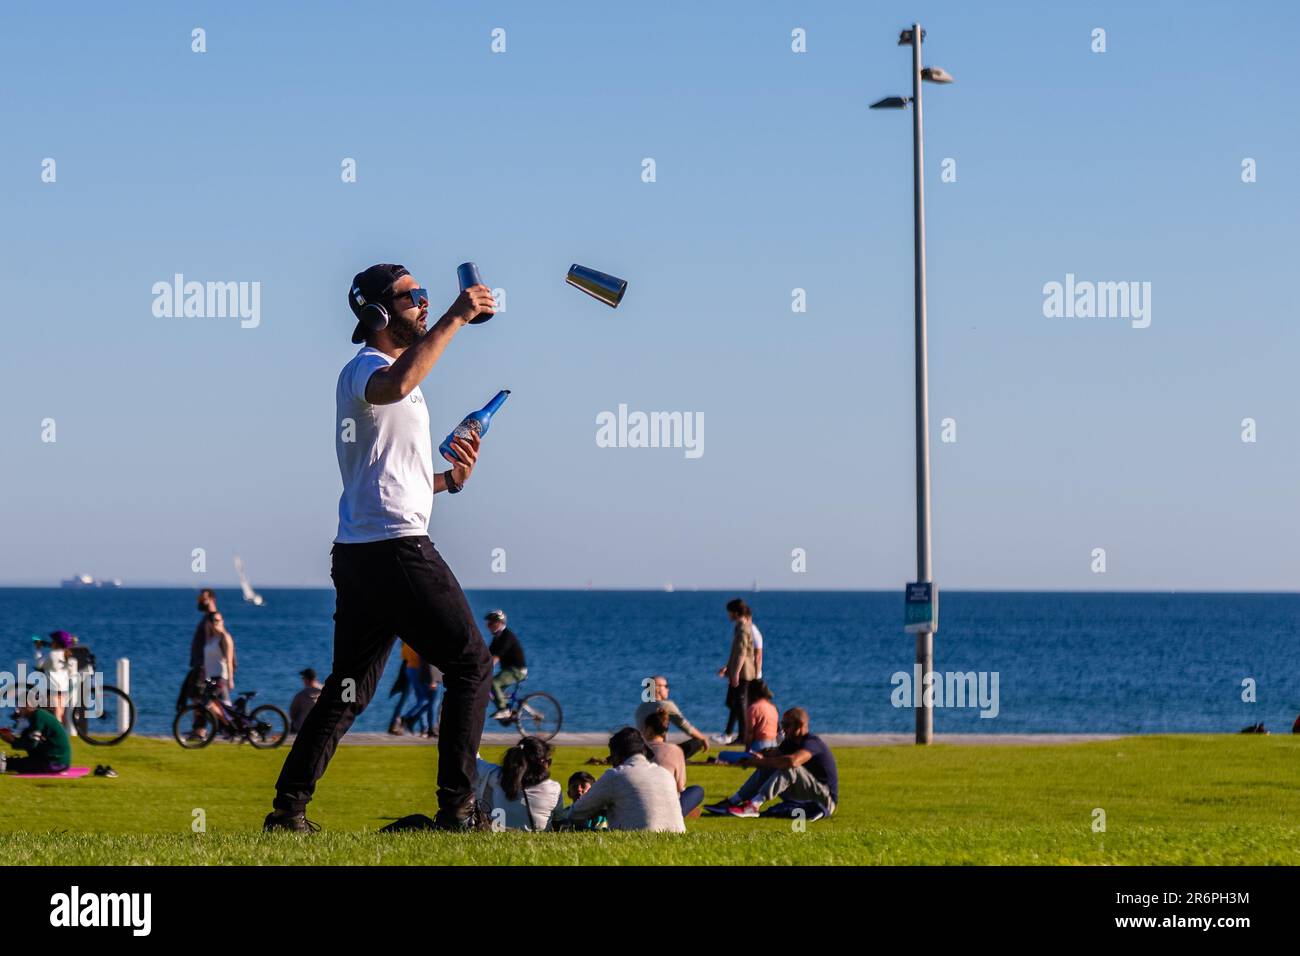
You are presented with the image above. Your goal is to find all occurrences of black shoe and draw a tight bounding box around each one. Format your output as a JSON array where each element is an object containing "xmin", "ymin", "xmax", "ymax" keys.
[
  {"xmin": 263, "ymin": 810, "xmax": 320, "ymax": 833},
  {"xmin": 93, "ymin": 765, "xmax": 118, "ymax": 778},
  {"xmin": 433, "ymin": 800, "xmax": 492, "ymax": 832},
  {"xmin": 702, "ymin": 800, "xmax": 735, "ymax": 816}
]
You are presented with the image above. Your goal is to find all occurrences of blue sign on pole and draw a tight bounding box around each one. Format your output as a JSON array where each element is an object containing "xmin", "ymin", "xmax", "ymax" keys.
[{"xmin": 904, "ymin": 582, "xmax": 937, "ymax": 633}]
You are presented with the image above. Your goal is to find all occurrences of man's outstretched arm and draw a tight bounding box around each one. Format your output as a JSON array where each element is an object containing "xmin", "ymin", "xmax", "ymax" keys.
[{"xmin": 365, "ymin": 286, "xmax": 496, "ymax": 405}]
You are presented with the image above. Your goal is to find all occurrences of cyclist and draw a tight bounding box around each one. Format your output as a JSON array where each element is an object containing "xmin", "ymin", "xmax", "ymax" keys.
[{"xmin": 485, "ymin": 610, "xmax": 527, "ymax": 721}]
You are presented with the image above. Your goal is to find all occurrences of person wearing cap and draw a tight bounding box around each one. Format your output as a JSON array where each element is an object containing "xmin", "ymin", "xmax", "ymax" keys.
[
  {"xmin": 265, "ymin": 263, "xmax": 498, "ymax": 833},
  {"xmin": 288, "ymin": 668, "xmax": 323, "ymax": 734},
  {"xmin": 34, "ymin": 631, "xmax": 75, "ymax": 724},
  {"xmin": 484, "ymin": 610, "xmax": 527, "ymax": 720}
]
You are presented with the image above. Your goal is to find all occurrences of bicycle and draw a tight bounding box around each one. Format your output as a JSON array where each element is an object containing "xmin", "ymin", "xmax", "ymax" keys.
[
  {"xmin": 173, "ymin": 679, "xmax": 288, "ymax": 749},
  {"xmin": 495, "ymin": 679, "xmax": 563, "ymax": 741},
  {"xmin": 33, "ymin": 639, "xmax": 136, "ymax": 746}
]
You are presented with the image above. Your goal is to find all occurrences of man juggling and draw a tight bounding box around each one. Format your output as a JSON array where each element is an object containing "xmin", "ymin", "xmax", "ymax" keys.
[{"xmin": 265, "ymin": 263, "xmax": 498, "ymax": 833}]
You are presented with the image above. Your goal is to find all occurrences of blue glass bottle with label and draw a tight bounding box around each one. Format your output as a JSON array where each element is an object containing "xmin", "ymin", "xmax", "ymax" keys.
[{"xmin": 440, "ymin": 390, "xmax": 510, "ymax": 463}]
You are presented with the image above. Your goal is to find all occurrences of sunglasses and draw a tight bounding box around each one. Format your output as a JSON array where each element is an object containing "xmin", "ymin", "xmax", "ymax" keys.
[{"xmin": 387, "ymin": 287, "xmax": 429, "ymax": 310}]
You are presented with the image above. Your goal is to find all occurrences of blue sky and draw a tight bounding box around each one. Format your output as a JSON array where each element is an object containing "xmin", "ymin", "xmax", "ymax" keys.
[{"xmin": 1, "ymin": 1, "xmax": 1297, "ymax": 590}]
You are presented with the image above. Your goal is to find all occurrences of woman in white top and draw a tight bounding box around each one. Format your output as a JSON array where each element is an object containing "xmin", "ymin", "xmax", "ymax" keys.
[
  {"xmin": 203, "ymin": 612, "xmax": 237, "ymax": 704},
  {"xmin": 35, "ymin": 630, "xmax": 75, "ymax": 722},
  {"xmin": 478, "ymin": 737, "xmax": 563, "ymax": 831}
]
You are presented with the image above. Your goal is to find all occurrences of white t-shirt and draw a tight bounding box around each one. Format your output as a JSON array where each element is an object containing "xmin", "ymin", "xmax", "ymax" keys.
[
  {"xmin": 203, "ymin": 635, "xmax": 230, "ymax": 681},
  {"xmin": 750, "ymin": 623, "xmax": 764, "ymax": 678},
  {"xmin": 481, "ymin": 767, "xmax": 564, "ymax": 831},
  {"xmin": 335, "ymin": 347, "xmax": 434, "ymax": 543},
  {"xmin": 36, "ymin": 647, "xmax": 70, "ymax": 693}
]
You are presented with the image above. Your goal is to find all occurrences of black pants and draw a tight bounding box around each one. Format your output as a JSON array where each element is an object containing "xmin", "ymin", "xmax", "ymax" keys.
[
  {"xmin": 724, "ymin": 682, "xmax": 750, "ymax": 741},
  {"xmin": 273, "ymin": 536, "xmax": 491, "ymax": 816},
  {"xmin": 7, "ymin": 755, "xmax": 68, "ymax": 774},
  {"xmin": 677, "ymin": 737, "xmax": 706, "ymax": 760}
]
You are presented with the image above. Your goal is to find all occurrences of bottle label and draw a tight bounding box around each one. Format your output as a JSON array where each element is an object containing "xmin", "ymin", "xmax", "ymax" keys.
[{"xmin": 454, "ymin": 420, "xmax": 482, "ymax": 440}]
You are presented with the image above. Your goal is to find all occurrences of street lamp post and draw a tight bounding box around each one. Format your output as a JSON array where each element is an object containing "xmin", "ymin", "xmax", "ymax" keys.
[{"xmin": 871, "ymin": 23, "xmax": 953, "ymax": 745}]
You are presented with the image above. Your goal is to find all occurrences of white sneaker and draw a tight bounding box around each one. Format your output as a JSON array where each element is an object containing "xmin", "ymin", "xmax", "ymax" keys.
[
  {"xmin": 711, "ymin": 733, "xmax": 738, "ymax": 745},
  {"xmin": 491, "ymin": 709, "xmax": 512, "ymax": 720}
]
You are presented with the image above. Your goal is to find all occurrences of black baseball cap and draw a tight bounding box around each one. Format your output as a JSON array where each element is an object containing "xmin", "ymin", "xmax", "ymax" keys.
[{"xmin": 348, "ymin": 263, "xmax": 409, "ymax": 344}]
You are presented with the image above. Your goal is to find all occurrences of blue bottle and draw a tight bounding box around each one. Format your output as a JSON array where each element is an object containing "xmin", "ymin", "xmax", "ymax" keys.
[{"xmin": 440, "ymin": 390, "xmax": 510, "ymax": 463}]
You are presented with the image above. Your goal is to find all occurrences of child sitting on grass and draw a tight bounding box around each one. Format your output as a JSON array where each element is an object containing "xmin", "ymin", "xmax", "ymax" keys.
[{"xmin": 549, "ymin": 771, "xmax": 608, "ymax": 830}]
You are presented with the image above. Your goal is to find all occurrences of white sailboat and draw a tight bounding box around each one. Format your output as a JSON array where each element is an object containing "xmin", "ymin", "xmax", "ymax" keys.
[{"xmin": 234, "ymin": 555, "xmax": 265, "ymax": 606}]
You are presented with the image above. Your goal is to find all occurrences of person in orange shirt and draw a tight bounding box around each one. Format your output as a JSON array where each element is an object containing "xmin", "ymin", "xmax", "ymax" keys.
[{"xmin": 745, "ymin": 679, "xmax": 779, "ymax": 753}]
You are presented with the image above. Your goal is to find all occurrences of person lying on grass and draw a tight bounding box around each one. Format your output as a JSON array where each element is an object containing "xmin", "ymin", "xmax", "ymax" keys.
[
  {"xmin": 562, "ymin": 727, "xmax": 685, "ymax": 832},
  {"xmin": 703, "ymin": 707, "xmax": 838, "ymax": 822},
  {"xmin": 1, "ymin": 697, "xmax": 72, "ymax": 775}
]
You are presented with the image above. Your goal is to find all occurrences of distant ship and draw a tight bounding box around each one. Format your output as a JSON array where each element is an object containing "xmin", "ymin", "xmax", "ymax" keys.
[
  {"xmin": 60, "ymin": 574, "xmax": 122, "ymax": 589},
  {"xmin": 663, "ymin": 581, "xmax": 674, "ymax": 593},
  {"xmin": 234, "ymin": 556, "xmax": 265, "ymax": 606}
]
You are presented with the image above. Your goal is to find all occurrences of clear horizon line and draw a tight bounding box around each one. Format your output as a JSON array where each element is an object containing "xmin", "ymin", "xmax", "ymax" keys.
[{"xmin": 3, "ymin": 584, "xmax": 1299, "ymax": 595}]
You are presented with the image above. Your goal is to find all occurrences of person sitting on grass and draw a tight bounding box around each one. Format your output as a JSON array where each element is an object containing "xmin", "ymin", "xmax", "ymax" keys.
[
  {"xmin": 635, "ymin": 675, "xmax": 710, "ymax": 758},
  {"xmin": 549, "ymin": 771, "xmax": 608, "ymax": 830},
  {"xmin": 704, "ymin": 707, "xmax": 838, "ymax": 822},
  {"xmin": 642, "ymin": 707, "xmax": 706, "ymax": 817},
  {"xmin": 565, "ymin": 727, "xmax": 686, "ymax": 832},
  {"xmin": 1, "ymin": 696, "xmax": 72, "ymax": 775},
  {"xmin": 568, "ymin": 770, "xmax": 595, "ymax": 802},
  {"xmin": 745, "ymin": 679, "xmax": 780, "ymax": 753},
  {"xmin": 478, "ymin": 737, "xmax": 563, "ymax": 831}
]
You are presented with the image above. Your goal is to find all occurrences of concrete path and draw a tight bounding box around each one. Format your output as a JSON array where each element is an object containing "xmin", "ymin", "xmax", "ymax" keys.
[
  {"xmin": 139, "ymin": 732, "xmax": 1122, "ymax": 747},
  {"xmin": 272, "ymin": 731, "xmax": 1123, "ymax": 747}
]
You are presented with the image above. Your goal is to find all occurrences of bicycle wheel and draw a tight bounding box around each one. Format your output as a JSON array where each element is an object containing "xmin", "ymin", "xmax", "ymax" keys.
[
  {"xmin": 71, "ymin": 684, "xmax": 136, "ymax": 746},
  {"xmin": 173, "ymin": 706, "xmax": 218, "ymax": 749},
  {"xmin": 515, "ymin": 692, "xmax": 562, "ymax": 741},
  {"xmin": 247, "ymin": 705, "xmax": 289, "ymax": 749}
]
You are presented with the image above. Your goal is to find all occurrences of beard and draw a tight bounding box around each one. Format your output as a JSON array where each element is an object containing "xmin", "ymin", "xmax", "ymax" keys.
[{"xmin": 386, "ymin": 310, "xmax": 424, "ymax": 348}]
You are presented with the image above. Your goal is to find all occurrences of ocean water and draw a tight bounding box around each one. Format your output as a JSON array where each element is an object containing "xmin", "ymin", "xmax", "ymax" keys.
[{"xmin": 1, "ymin": 588, "xmax": 1297, "ymax": 736}]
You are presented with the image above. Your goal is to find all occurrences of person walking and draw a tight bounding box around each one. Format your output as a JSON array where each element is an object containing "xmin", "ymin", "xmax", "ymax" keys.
[
  {"xmin": 177, "ymin": 589, "xmax": 219, "ymax": 712},
  {"xmin": 264, "ymin": 263, "xmax": 497, "ymax": 833},
  {"xmin": 713, "ymin": 599, "xmax": 757, "ymax": 746},
  {"xmin": 747, "ymin": 609, "xmax": 764, "ymax": 680}
]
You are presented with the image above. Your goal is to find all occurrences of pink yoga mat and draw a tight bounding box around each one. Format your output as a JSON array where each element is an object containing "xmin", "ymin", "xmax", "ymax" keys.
[{"xmin": 5, "ymin": 767, "xmax": 92, "ymax": 779}]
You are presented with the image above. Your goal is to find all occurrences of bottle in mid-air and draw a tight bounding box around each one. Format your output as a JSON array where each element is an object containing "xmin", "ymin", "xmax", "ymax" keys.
[{"xmin": 440, "ymin": 390, "xmax": 511, "ymax": 463}]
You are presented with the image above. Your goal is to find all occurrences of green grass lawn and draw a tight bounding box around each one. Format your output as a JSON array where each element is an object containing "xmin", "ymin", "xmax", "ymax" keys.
[{"xmin": 3, "ymin": 735, "xmax": 1298, "ymax": 864}]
